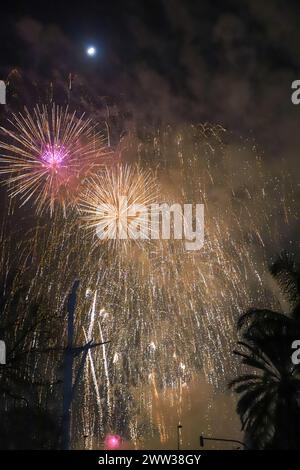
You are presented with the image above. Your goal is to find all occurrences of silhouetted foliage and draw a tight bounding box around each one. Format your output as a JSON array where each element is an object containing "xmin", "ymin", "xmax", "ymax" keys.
[
  {"xmin": 230, "ymin": 253, "xmax": 300, "ymax": 449},
  {"xmin": 0, "ymin": 269, "xmax": 62, "ymax": 449},
  {"xmin": 0, "ymin": 406, "xmax": 59, "ymax": 449}
]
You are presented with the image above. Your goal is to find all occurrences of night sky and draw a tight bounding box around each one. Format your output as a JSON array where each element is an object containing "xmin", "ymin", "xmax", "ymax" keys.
[{"xmin": 1, "ymin": 0, "xmax": 300, "ymax": 160}]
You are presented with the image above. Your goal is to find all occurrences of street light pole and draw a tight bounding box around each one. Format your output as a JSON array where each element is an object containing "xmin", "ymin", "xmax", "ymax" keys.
[
  {"xmin": 200, "ymin": 434, "xmax": 248, "ymax": 449},
  {"xmin": 61, "ymin": 280, "xmax": 78, "ymax": 450},
  {"xmin": 177, "ymin": 424, "xmax": 182, "ymax": 450}
]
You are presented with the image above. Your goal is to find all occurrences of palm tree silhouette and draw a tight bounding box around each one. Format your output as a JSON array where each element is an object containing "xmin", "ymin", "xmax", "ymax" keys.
[{"xmin": 229, "ymin": 252, "xmax": 300, "ymax": 449}]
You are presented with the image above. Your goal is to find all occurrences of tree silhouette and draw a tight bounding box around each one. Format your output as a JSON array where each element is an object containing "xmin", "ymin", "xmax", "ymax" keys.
[
  {"xmin": 0, "ymin": 269, "xmax": 61, "ymax": 448},
  {"xmin": 230, "ymin": 252, "xmax": 300, "ymax": 449}
]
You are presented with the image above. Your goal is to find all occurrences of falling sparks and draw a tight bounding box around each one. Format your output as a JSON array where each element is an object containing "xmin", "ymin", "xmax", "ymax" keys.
[{"xmin": 0, "ymin": 123, "xmax": 298, "ymax": 449}]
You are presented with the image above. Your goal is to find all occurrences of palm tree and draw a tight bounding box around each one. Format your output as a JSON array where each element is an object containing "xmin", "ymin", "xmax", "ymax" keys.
[
  {"xmin": 238, "ymin": 252, "xmax": 300, "ymax": 332},
  {"xmin": 229, "ymin": 252, "xmax": 300, "ymax": 449}
]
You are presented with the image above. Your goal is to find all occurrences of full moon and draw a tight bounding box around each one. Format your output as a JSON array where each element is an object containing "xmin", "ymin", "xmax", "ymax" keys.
[{"xmin": 86, "ymin": 46, "xmax": 96, "ymax": 57}]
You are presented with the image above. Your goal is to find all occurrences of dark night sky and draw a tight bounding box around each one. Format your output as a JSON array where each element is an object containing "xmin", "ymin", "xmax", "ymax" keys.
[{"xmin": 1, "ymin": 0, "xmax": 300, "ymax": 166}]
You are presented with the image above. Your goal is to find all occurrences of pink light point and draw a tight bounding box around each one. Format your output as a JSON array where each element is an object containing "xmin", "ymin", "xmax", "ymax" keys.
[
  {"xmin": 104, "ymin": 434, "xmax": 122, "ymax": 450},
  {"xmin": 41, "ymin": 144, "xmax": 66, "ymax": 167}
]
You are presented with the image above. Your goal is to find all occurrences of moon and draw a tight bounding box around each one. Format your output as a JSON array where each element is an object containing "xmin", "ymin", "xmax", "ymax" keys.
[{"xmin": 86, "ymin": 46, "xmax": 96, "ymax": 57}]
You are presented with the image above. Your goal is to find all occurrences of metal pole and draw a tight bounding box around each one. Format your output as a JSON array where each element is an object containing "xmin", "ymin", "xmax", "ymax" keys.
[
  {"xmin": 200, "ymin": 435, "xmax": 248, "ymax": 449},
  {"xmin": 62, "ymin": 280, "xmax": 79, "ymax": 450},
  {"xmin": 177, "ymin": 424, "xmax": 182, "ymax": 450},
  {"xmin": 61, "ymin": 281, "xmax": 110, "ymax": 450}
]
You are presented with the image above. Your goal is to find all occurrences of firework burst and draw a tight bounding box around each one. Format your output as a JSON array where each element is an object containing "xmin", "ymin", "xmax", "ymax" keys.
[
  {"xmin": 0, "ymin": 105, "xmax": 110, "ymax": 215},
  {"xmin": 79, "ymin": 164, "xmax": 159, "ymax": 250}
]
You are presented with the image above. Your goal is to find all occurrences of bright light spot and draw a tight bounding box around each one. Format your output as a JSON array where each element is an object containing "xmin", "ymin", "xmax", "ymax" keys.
[
  {"xmin": 85, "ymin": 288, "xmax": 93, "ymax": 299},
  {"xmin": 41, "ymin": 144, "xmax": 66, "ymax": 167},
  {"xmin": 99, "ymin": 308, "xmax": 109, "ymax": 319},
  {"xmin": 113, "ymin": 352, "xmax": 119, "ymax": 364},
  {"xmin": 86, "ymin": 46, "xmax": 96, "ymax": 57},
  {"xmin": 104, "ymin": 434, "xmax": 121, "ymax": 450}
]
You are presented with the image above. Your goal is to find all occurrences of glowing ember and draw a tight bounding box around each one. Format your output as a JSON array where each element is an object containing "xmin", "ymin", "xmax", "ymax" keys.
[{"xmin": 104, "ymin": 434, "xmax": 122, "ymax": 449}]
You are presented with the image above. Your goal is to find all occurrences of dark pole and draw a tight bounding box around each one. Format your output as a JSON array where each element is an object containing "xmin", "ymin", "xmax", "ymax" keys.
[
  {"xmin": 62, "ymin": 280, "xmax": 79, "ymax": 450},
  {"xmin": 177, "ymin": 424, "xmax": 182, "ymax": 450},
  {"xmin": 61, "ymin": 281, "xmax": 110, "ymax": 450},
  {"xmin": 200, "ymin": 435, "xmax": 248, "ymax": 449}
]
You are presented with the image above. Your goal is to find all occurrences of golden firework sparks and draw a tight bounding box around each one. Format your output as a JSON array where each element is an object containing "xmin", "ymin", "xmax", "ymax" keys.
[
  {"xmin": 0, "ymin": 104, "xmax": 110, "ymax": 215},
  {"xmin": 79, "ymin": 164, "xmax": 159, "ymax": 250},
  {"xmin": 0, "ymin": 124, "xmax": 298, "ymax": 448}
]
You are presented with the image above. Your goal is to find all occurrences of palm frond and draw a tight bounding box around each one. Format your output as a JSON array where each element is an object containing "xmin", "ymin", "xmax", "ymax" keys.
[{"xmin": 270, "ymin": 252, "xmax": 300, "ymax": 308}]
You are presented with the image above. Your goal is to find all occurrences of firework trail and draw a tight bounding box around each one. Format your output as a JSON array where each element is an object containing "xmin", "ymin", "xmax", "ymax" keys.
[{"xmin": 0, "ymin": 105, "xmax": 110, "ymax": 215}]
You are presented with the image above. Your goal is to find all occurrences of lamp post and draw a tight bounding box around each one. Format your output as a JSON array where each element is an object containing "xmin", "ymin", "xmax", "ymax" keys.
[
  {"xmin": 200, "ymin": 435, "xmax": 248, "ymax": 450},
  {"xmin": 177, "ymin": 424, "xmax": 182, "ymax": 450}
]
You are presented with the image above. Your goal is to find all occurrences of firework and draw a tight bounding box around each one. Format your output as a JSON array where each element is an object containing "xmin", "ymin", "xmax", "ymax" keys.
[
  {"xmin": 104, "ymin": 434, "xmax": 122, "ymax": 449},
  {"xmin": 0, "ymin": 124, "xmax": 298, "ymax": 449},
  {"xmin": 0, "ymin": 105, "xmax": 110, "ymax": 215},
  {"xmin": 79, "ymin": 164, "xmax": 159, "ymax": 250}
]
